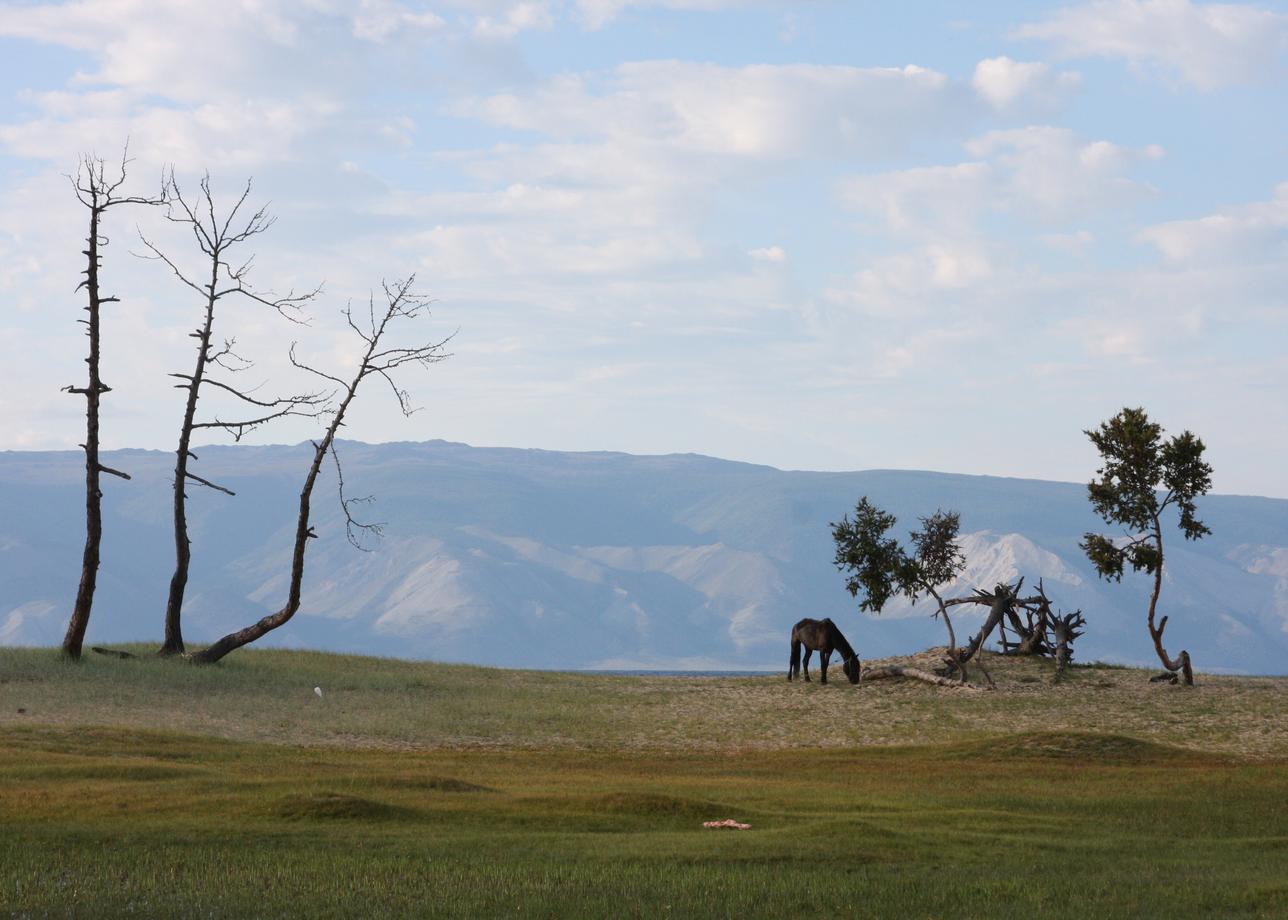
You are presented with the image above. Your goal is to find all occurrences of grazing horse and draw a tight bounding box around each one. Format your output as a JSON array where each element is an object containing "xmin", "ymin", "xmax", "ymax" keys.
[{"xmin": 788, "ymin": 618, "xmax": 861, "ymax": 685}]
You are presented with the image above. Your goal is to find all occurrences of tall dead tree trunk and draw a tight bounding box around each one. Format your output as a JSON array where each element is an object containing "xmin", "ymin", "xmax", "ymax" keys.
[
  {"xmin": 141, "ymin": 175, "xmax": 321, "ymax": 655},
  {"xmin": 189, "ymin": 277, "xmax": 450, "ymax": 664},
  {"xmin": 60, "ymin": 152, "xmax": 161, "ymax": 661}
]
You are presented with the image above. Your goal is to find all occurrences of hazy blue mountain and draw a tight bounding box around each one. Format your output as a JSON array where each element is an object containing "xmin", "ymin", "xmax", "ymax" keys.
[{"xmin": 3, "ymin": 440, "xmax": 1286, "ymax": 673}]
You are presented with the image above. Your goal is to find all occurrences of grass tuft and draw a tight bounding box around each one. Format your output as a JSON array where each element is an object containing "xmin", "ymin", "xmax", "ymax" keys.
[
  {"xmin": 955, "ymin": 731, "xmax": 1212, "ymax": 764},
  {"xmin": 274, "ymin": 792, "xmax": 415, "ymax": 822}
]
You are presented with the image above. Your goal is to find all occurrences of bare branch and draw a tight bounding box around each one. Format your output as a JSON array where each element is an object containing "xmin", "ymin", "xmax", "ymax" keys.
[
  {"xmin": 200, "ymin": 374, "xmax": 328, "ymax": 410},
  {"xmin": 185, "ymin": 471, "xmax": 236, "ymax": 496},
  {"xmin": 190, "ymin": 273, "xmax": 449, "ymax": 664},
  {"xmin": 331, "ymin": 443, "xmax": 385, "ymax": 551},
  {"xmin": 192, "ymin": 400, "xmax": 328, "ymax": 441},
  {"xmin": 289, "ymin": 341, "xmax": 350, "ymax": 388}
]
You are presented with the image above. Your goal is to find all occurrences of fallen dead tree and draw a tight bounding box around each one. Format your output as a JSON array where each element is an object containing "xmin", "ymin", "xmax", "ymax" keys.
[{"xmin": 859, "ymin": 665, "xmax": 989, "ymax": 692}]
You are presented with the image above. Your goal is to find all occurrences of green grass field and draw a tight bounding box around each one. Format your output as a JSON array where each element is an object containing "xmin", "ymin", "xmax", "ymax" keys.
[{"xmin": 2, "ymin": 647, "xmax": 1287, "ymax": 918}]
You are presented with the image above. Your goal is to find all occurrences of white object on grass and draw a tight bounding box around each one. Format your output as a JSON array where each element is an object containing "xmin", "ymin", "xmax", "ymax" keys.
[{"xmin": 314, "ymin": 686, "xmax": 323, "ymax": 698}]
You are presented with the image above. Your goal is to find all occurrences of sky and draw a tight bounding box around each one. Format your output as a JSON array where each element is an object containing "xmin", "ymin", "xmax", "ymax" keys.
[{"xmin": 0, "ymin": 0, "xmax": 1285, "ymax": 497}]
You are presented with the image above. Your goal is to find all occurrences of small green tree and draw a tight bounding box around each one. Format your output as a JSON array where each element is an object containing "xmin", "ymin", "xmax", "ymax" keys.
[
  {"xmin": 832, "ymin": 498, "xmax": 980, "ymax": 679},
  {"xmin": 1081, "ymin": 407, "xmax": 1212, "ymax": 685}
]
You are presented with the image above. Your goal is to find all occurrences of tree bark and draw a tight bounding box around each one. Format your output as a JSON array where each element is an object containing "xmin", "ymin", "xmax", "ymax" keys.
[
  {"xmin": 944, "ymin": 582, "xmax": 1021, "ymax": 666},
  {"xmin": 62, "ymin": 203, "xmax": 105, "ymax": 661},
  {"xmin": 188, "ymin": 277, "xmax": 445, "ymax": 664},
  {"xmin": 60, "ymin": 155, "xmax": 158, "ymax": 660},
  {"xmin": 1146, "ymin": 518, "xmax": 1193, "ymax": 685},
  {"xmin": 188, "ymin": 398, "xmax": 348, "ymax": 665},
  {"xmin": 160, "ymin": 253, "xmax": 221, "ymax": 656}
]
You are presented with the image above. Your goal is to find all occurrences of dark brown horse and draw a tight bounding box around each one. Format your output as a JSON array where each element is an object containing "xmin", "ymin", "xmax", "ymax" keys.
[{"xmin": 788, "ymin": 618, "xmax": 861, "ymax": 684}]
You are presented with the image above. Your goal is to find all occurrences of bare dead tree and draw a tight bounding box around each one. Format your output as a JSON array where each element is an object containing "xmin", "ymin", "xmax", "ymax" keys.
[
  {"xmin": 858, "ymin": 581, "xmax": 1028, "ymax": 693},
  {"xmin": 189, "ymin": 277, "xmax": 451, "ymax": 664},
  {"xmin": 941, "ymin": 580, "xmax": 1027, "ymax": 685},
  {"xmin": 60, "ymin": 150, "xmax": 164, "ymax": 661},
  {"xmin": 138, "ymin": 174, "xmax": 324, "ymax": 656},
  {"xmin": 1049, "ymin": 609, "xmax": 1087, "ymax": 680},
  {"xmin": 989, "ymin": 580, "xmax": 1087, "ymax": 677}
]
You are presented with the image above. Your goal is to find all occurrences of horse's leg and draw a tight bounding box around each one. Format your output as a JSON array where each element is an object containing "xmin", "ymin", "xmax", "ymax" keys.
[
  {"xmin": 820, "ymin": 650, "xmax": 830, "ymax": 685},
  {"xmin": 802, "ymin": 648, "xmax": 812, "ymax": 682}
]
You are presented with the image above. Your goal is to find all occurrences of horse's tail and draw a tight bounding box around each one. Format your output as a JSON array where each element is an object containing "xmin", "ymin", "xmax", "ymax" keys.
[{"xmin": 788, "ymin": 629, "xmax": 801, "ymax": 681}]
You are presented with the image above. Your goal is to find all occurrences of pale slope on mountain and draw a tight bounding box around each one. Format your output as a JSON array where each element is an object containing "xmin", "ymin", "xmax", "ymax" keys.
[{"xmin": 2, "ymin": 440, "xmax": 1285, "ymax": 672}]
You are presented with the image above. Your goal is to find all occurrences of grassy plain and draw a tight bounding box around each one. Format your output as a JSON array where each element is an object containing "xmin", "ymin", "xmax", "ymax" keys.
[{"xmin": 2, "ymin": 647, "xmax": 1287, "ymax": 918}]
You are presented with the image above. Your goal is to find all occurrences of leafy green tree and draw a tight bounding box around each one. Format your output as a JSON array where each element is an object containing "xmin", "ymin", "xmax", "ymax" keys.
[
  {"xmin": 1081, "ymin": 407, "xmax": 1212, "ymax": 685},
  {"xmin": 832, "ymin": 498, "xmax": 981, "ymax": 677}
]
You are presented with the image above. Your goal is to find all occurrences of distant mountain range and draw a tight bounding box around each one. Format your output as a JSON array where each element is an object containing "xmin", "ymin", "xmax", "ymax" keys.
[{"xmin": 3, "ymin": 440, "xmax": 1286, "ymax": 673}]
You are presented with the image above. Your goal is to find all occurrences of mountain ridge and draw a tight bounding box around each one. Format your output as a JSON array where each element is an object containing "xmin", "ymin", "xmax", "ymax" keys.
[{"xmin": 2, "ymin": 440, "xmax": 1286, "ymax": 673}]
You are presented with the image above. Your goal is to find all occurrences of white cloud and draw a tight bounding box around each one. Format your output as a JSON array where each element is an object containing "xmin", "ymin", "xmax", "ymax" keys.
[
  {"xmin": 1042, "ymin": 229, "xmax": 1096, "ymax": 253},
  {"xmin": 965, "ymin": 127, "xmax": 1163, "ymax": 220},
  {"xmin": 842, "ymin": 162, "xmax": 993, "ymax": 235},
  {"xmin": 749, "ymin": 246, "xmax": 787, "ymax": 262},
  {"xmin": 1138, "ymin": 182, "xmax": 1288, "ymax": 262},
  {"xmin": 1015, "ymin": 0, "xmax": 1288, "ymax": 90},
  {"xmin": 463, "ymin": 61, "xmax": 965, "ymax": 159},
  {"xmin": 971, "ymin": 56, "xmax": 1082, "ymax": 110},
  {"xmin": 842, "ymin": 126, "xmax": 1162, "ymax": 241},
  {"xmin": 0, "ymin": 0, "xmax": 305, "ymax": 103},
  {"xmin": 827, "ymin": 242, "xmax": 998, "ymax": 318},
  {"xmin": 0, "ymin": 94, "xmax": 338, "ymax": 170},
  {"xmin": 352, "ymin": 0, "xmax": 446, "ymax": 41},
  {"xmin": 573, "ymin": 0, "xmax": 758, "ymax": 30},
  {"xmin": 473, "ymin": 1, "xmax": 554, "ymax": 38}
]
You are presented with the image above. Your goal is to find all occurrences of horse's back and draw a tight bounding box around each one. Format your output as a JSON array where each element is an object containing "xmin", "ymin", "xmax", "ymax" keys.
[{"xmin": 791, "ymin": 616, "xmax": 822, "ymax": 635}]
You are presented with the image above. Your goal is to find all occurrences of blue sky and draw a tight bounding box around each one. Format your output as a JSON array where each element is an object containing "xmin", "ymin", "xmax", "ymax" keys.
[{"xmin": 1, "ymin": 0, "xmax": 1285, "ymax": 496}]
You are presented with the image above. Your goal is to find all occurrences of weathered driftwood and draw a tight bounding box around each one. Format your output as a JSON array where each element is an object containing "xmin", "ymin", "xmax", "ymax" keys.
[{"xmin": 860, "ymin": 665, "xmax": 989, "ymax": 692}]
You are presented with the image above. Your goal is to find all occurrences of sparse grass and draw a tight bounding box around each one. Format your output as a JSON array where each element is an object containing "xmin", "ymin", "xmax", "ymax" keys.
[
  {"xmin": 2, "ymin": 645, "xmax": 1286, "ymax": 757},
  {"xmin": 1, "ymin": 647, "xmax": 1286, "ymax": 917}
]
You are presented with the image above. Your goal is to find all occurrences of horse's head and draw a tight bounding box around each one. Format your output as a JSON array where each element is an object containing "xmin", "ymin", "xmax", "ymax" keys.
[{"xmin": 843, "ymin": 655, "xmax": 861, "ymax": 685}]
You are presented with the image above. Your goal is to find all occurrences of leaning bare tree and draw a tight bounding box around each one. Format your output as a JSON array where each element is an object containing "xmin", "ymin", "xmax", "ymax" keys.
[
  {"xmin": 139, "ymin": 174, "xmax": 323, "ymax": 656},
  {"xmin": 1081, "ymin": 407, "xmax": 1212, "ymax": 685},
  {"xmin": 189, "ymin": 277, "xmax": 450, "ymax": 664},
  {"xmin": 60, "ymin": 151, "xmax": 163, "ymax": 660}
]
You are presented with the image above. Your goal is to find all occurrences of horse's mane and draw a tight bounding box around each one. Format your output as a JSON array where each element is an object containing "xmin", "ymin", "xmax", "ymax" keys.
[{"xmin": 827, "ymin": 621, "xmax": 856, "ymax": 660}]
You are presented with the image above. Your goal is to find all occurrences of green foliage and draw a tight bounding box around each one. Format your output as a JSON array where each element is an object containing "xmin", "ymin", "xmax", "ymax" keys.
[
  {"xmin": 831, "ymin": 498, "xmax": 964, "ymax": 613},
  {"xmin": 1081, "ymin": 407, "xmax": 1213, "ymax": 580},
  {"xmin": 831, "ymin": 497, "xmax": 907, "ymax": 612},
  {"xmin": 1164, "ymin": 430, "xmax": 1215, "ymax": 540},
  {"xmin": 909, "ymin": 509, "xmax": 965, "ymax": 590}
]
